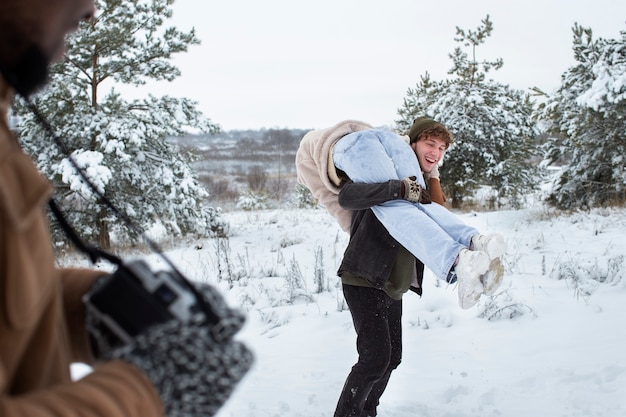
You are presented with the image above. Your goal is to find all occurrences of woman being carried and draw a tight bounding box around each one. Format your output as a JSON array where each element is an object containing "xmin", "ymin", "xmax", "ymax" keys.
[{"xmin": 296, "ymin": 117, "xmax": 505, "ymax": 309}]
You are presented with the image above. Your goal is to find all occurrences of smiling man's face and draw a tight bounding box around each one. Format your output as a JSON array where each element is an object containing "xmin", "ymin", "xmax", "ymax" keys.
[{"xmin": 411, "ymin": 135, "xmax": 448, "ymax": 174}]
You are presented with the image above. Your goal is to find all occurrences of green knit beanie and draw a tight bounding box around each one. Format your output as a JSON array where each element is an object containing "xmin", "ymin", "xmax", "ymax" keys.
[{"xmin": 408, "ymin": 116, "xmax": 442, "ymax": 143}]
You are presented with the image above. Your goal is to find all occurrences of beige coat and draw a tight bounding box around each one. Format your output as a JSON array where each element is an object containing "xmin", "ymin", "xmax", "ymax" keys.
[
  {"xmin": 295, "ymin": 120, "xmax": 374, "ymax": 232},
  {"xmin": 0, "ymin": 77, "xmax": 164, "ymax": 416}
]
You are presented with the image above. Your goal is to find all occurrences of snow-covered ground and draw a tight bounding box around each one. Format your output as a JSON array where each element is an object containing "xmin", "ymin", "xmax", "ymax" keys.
[{"xmin": 72, "ymin": 205, "xmax": 626, "ymax": 417}]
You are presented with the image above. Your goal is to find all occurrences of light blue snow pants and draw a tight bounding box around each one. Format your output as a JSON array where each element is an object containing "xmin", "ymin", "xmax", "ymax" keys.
[{"xmin": 333, "ymin": 129, "xmax": 478, "ymax": 280}]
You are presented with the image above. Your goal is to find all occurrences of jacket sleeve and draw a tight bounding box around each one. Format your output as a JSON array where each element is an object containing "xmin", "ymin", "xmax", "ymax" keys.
[
  {"xmin": 0, "ymin": 360, "xmax": 165, "ymax": 417},
  {"xmin": 59, "ymin": 268, "xmax": 107, "ymax": 364},
  {"xmin": 338, "ymin": 178, "xmax": 447, "ymax": 209},
  {"xmin": 338, "ymin": 180, "xmax": 403, "ymax": 210},
  {"xmin": 428, "ymin": 178, "xmax": 446, "ymax": 205}
]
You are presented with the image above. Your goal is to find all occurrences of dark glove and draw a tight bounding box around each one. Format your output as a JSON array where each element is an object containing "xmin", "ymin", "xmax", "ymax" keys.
[
  {"xmin": 419, "ymin": 186, "xmax": 432, "ymax": 204},
  {"xmin": 401, "ymin": 176, "xmax": 431, "ymax": 204}
]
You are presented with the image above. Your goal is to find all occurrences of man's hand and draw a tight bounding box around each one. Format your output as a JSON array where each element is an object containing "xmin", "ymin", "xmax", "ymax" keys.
[
  {"xmin": 423, "ymin": 163, "xmax": 440, "ymax": 181},
  {"xmin": 401, "ymin": 176, "xmax": 431, "ymax": 204}
]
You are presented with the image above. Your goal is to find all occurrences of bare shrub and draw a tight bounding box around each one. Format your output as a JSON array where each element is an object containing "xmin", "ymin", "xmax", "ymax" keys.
[
  {"xmin": 313, "ymin": 246, "xmax": 327, "ymax": 293},
  {"xmin": 214, "ymin": 236, "xmax": 235, "ymax": 288},
  {"xmin": 478, "ymin": 287, "xmax": 536, "ymax": 321},
  {"xmin": 549, "ymin": 251, "xmax": 624, "ymax": 301},
  {"xmin": 201, "ymin": 176, "xmax": 239, "ymax": 202},
  {"xmin": 247, "ymin": 166, "xmax": 268, "ymax": 192},
  {"xmin": 284, "ymin": 255, "xmax": 313, "ymax": 304}
]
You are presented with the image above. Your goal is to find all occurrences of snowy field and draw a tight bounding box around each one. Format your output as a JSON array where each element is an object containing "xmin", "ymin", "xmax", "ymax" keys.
[{"xmin": 72, "ymin": 205, "xmax": 626, "ymax": 417}]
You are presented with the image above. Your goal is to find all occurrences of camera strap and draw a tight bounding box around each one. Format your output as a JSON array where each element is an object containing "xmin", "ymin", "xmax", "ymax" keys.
[
  {"xmin": 20, "ymin": 97, "xmax": 221, "ymax": 326},
  {"xmin": 47, "ymin": 198, "xmax": 123, "ymax": 266}
]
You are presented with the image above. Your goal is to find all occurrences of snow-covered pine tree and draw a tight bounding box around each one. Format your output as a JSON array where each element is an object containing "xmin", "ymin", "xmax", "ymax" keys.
[
  {"xmin": 16, "ymin": 0, "xmax": 224, "ymax": 248},
  {"xmin": 537, "ymin": 24, "xmax": 626, "ymax": 209},
  {"xmin": 397, "ymin": 15, "xmax": 538, "ymax": 208}
]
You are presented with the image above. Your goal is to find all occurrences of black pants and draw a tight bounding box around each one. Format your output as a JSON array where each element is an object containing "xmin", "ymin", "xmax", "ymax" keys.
[{"xmin": 334, "ymin": 284, "xmax": 403, "ymax": 417}]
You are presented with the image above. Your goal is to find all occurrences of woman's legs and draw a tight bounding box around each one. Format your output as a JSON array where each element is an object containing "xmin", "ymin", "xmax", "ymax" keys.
[
  {"xmin": 370, "ymin": 201, "xmax": 475, "ymax": 279},
  {"xmin": 333, "ymin": 129, "xmax": 479, "ymax": 280}
]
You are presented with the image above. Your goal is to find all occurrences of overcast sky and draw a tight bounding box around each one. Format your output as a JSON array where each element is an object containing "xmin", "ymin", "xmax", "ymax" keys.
[{"xmin": 136, "ymin": 0, "xmax": 625, "ymax": 131}]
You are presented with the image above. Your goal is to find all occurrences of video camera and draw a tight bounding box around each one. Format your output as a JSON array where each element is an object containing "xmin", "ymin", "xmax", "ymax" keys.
[{"xmin": 82, "ymin": 259, "xmax": 200, "ymax": 345}]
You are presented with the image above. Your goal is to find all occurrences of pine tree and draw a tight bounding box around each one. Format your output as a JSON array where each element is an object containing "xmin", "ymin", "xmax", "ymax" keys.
[
  {"xmin": 16, "ymin": 0, "xmax": 223, "ymax": 248},
  {"xmin": 537, "ymin": 24, "xmax": 626, "ymax": 209},
  {"xmin": 397, "ymin": 15, "xmax": 538, "ymax": 208}
]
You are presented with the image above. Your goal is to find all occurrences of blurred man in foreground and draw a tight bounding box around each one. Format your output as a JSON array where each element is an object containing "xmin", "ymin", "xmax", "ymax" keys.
[{"xmin": 1, "ymin": 1, "xmax": 251, "ymax": 416}]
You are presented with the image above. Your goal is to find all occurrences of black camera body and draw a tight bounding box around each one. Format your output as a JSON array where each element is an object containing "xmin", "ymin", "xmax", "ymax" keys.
[{"xmin": 83, "ymin": 260, "xmax": 198, "ymax": 344}]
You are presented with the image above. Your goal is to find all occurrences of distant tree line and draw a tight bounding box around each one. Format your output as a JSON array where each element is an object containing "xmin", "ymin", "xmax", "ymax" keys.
[{"xmin": 172, "ymin": 128, "xmax": 308, "ymax": 210}]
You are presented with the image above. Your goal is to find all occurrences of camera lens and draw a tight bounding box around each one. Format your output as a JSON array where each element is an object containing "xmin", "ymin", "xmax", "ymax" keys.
[{"xmin": 154, "ymin": 283, "xmax": 178, "ymax": 306}]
